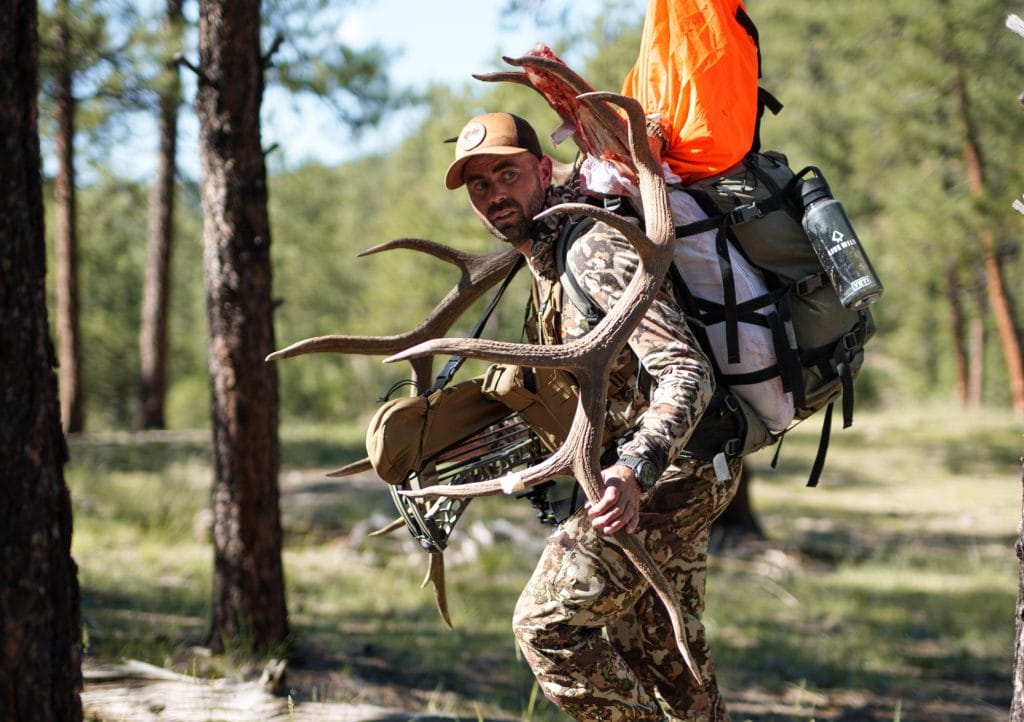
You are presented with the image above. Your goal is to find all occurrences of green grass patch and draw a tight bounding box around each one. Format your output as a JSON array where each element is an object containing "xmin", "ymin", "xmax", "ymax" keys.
[{"xmin": 69, "ymin": 404, "xmax": 1019, "ymax": 721}]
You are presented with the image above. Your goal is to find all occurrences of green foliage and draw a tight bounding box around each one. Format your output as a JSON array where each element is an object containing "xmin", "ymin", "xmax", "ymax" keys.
[
  {"xmin": 55, "ymin": 0, "xmax": 1024, "ymax": 428},
  {"xmin": 75, "ymin": 178, "xmax": 147, "ymax": 426},
  {"xmin": 753, "ymin": 0, "xmax": 1024, "ymax": 407},
  {"xmin": 38, "ymin": 0, "xmax": 157, "ymax": 166},
  {"xmin": 43, "ymin": 175, "xmax": 205, "ymax": 430},
  {"xmin": 262, "ymin": 0, "xmax": 411, "ymax": 130}
]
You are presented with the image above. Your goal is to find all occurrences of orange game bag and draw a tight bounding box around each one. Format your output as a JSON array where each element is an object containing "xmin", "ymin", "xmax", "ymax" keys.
[{"xmin": 622, "ymin": 0, "xmax": 761, "ymax": 184}]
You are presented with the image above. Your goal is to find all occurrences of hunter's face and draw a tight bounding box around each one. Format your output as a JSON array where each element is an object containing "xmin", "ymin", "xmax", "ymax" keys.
[{"xmin": 463, "ymin": 152, "xmax": 552, "ymax": 246}]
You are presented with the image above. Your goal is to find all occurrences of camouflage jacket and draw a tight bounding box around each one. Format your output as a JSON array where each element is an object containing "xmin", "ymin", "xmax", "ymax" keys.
[{"xmin": 524, "ymin": 187, "xmax": 715, "ymax": 477}]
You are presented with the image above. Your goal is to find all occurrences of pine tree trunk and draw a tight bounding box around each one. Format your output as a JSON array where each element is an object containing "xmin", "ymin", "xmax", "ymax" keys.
[
  {"xmin": 976, "ymin": 233, "xmax": 1023, "ymax": 415},
  {"xmin": 946, "ymin": 266, "xmax": 970, "ymax": 405},
  {"xmin": 968, "ymin": 280, "xmax": 985, "ymax": 408},
  {"xmin": 138, "ymin": 0, "xmax": 184, "ymax": 430},
  {"xmin": 0, "ymin": 0, "xmax": 83, "ymax": 717},
  {"xmin": 1013, "ymin": 453, "xmax": 1024, "ymax": 720},
  {"xmin": 1010, "ymin": 16, "xmax": 1024, "ymax": 716},
  {"xmin": 53, "ymin": 1, "xmax": 84, "ymax": 434},
  {"xmin": 195, "ymin": 0, "xmax": 289, "ymax": 651}
]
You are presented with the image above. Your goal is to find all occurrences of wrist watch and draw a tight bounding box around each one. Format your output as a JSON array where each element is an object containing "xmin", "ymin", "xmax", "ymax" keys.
[{"xmin": 617, "ymin": 455, "xmax": 659, "ymax": 491}]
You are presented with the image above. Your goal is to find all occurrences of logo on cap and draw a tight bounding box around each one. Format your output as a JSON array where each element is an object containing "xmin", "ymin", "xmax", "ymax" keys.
[{"xmin": 458, "ymin": 122, "xmax": 487, "ymax": 151}]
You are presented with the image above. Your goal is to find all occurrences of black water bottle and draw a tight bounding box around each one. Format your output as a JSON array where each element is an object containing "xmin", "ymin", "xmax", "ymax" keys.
[{"xmin": 799, "ymin": 167, "xmax": 884, "ymax": 309}]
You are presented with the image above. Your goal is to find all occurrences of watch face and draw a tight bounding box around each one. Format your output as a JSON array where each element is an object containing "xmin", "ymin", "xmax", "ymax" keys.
[{"xmin": 621, "ymin": 456, "xmax": 657, "ymax": 489}]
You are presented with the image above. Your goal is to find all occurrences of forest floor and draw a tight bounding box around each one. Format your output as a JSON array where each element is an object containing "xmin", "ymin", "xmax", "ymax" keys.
[{"xmin": 73, "ymin": 406, "xmax": 1018, "ymax": 722}]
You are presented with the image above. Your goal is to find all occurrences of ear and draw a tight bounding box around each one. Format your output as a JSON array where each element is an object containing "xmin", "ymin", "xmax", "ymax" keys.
[{"xmin": 538, "ymin": 155, "xmax": 554, "ymax": 187}]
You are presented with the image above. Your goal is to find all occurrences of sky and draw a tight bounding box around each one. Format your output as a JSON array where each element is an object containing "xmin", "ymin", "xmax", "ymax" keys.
[
  {"xmin": 335, "ymin": 0, "xmax": 550, "ymax": 88},
  {"xmin": 263, "ymin": 0, "xmax": 560, "ymax": 169},
  {"xmin": 104, "ymin": 0, "xmax": 634, "ymax": 180}
]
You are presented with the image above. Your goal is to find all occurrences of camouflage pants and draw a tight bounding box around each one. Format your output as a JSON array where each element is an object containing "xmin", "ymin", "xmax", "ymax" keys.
[{"xmin": 512, "ymin": 458, "xmax": 739, "ymax": 721}]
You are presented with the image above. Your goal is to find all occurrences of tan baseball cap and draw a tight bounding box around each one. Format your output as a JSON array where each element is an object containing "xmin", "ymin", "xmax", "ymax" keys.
[{"xmin": 444, "ymin": 112, "xmax": 543, "ymax": 190}]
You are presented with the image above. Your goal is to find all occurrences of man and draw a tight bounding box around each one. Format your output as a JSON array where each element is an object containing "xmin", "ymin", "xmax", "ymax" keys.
[{"xmin": 444, "ymin": 111, "xmax": 741, "ymax": 720}]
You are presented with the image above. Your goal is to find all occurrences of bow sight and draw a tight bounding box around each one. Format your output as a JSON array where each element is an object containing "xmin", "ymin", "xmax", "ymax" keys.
[{"xmin": 390, "ymin": 412, "xmax": 550, "ymax": 553}]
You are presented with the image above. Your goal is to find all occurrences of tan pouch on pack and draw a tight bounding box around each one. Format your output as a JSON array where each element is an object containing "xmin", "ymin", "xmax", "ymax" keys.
[
  {"xmin": 480, "ymin": 364, "xmax": 579, "ymax": 452},
  {"xmin": 365, "ymin": 377, "xmax": 510, "ymax": 485}
]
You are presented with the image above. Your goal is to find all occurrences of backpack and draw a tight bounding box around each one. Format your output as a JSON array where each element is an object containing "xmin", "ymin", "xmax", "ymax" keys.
[{"xmin": 556, "ymin": 150, "xmax": 877, "ymax": 487}]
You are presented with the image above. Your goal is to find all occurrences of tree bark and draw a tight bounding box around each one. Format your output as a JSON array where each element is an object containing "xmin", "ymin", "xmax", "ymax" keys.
[
  {"xmin": 1011, "ymin": 18, "xmax": 1024, "ymax": 719},
  {"xmin": 1013, "ymin": 452, "xmax": 1024, "ymax": 720},
  {"xmin": 195, "ymin": 0, "xmax": 289, "ymax": 652},
  {"xmin": 968, "ymin": 279, "xmax": 985, "ymax": 408},
  {"xmin": 946, "ymin": 266, "xmax": 969, "ymax": 405},
  {"xmin": 138, "ymin": 0, "xmax": 184, "ymax": 430},
  {"xmin": 975, "ymin": 231, "xmax": 1023, "ymax": 414},
  {"xmin": 0, "ymin": 0, "xmax": 83, "ymax": 717},
  {"xmin": 53, "ymin": 0, "xmax": 84, "ymax": 433}
]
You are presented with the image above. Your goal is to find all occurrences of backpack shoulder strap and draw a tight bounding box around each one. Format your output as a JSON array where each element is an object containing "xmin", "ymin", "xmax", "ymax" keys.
[
  {"xmin": 555, "ymin": 215, "xmax": 603, "ymax": 328},
  {"xmin": 429, "ymin": 254, "xmax": 526, "ymax": 392}
]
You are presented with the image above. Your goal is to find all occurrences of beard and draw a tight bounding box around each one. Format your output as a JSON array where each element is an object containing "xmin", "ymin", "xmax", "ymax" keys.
[
  {"xmin": 483, "ymin": 182, "xmax": 548, "ymax": 245},
  {"xmin": 484, "ymin": 205, "xmax": 532, "ymax": 244}
]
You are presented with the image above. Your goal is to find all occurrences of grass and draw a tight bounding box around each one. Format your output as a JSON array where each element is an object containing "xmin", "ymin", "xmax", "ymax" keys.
[{"xmin": 67, "ymin": 402, "xmax": 1020, "ymax": 721}]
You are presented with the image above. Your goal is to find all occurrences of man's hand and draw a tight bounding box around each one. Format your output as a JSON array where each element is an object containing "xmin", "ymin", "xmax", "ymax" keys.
[{"xmin": 587, "ymin": 464, "xmax": 643, "ymax": 535}]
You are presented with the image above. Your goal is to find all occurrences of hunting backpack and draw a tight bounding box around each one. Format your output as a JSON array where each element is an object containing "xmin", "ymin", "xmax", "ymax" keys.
[{"xmin": 557, "ymin": 150, "xmax": 878, "ymax": 487}]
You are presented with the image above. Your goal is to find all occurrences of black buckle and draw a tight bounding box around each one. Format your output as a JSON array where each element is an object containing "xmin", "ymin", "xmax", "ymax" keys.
[
  {"xmin": 795, "ymin": 273, "xmax": 826, "ymax": 297},
  {"xmin": 842, "ymin": 331, "xmax": 860, "ymax": 352},
  {"xmin": 723, "ymin": 437, "xmax": 741, "ymax": 456}
]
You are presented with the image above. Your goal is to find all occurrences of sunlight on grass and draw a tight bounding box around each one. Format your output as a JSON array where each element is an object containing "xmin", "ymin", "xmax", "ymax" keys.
[
  {"xmin": 69, "ymin": 405, "xmax": 1019, "ymax": 720},
  {"xmin": 705, "ymin": 403, "xmax": 1017, "ymax": 719}
]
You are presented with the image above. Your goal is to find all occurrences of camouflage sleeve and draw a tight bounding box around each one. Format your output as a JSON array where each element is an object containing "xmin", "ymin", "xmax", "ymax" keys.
[{"xmin": 565, "ymin": 220, "xmax": 714, "ymax": 474}]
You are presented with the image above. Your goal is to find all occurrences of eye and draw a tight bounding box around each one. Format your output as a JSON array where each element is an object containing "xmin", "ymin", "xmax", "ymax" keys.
[
  {"xmin": 501, "ymin": 169, "xmax": 519, "ymax": 184},
  {"xmin": 468, "ymin": 178, "xmax": 488, "ymax": 194}
]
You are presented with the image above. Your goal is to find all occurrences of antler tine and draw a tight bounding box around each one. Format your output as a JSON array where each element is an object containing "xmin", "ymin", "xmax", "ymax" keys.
[
  {"xmin": 325, "ymin": 457, "xmax": 373, "ymax": 478},
  {"xmin": 384, "ymin": 202, "xmax": 662, "ymax": 375},
  {"xmin": 367, "ymin": 517, "xmax": 406, "ymax": 536},
  {"xmin": 266, "ymin": 246, "xmax": 520, "ymax": 363},
  {"xmin": 502, "ymin": 52, "xmax": 592, "ymax": 95},
  {"xmin": 424, "ymin": 552, "xmax": 453, "ymax": 628},
  {"xmin": 471, "ymin": 70, "xmax": 532, "ymax": 85},
  {"xmin": 579, "ymin": 92, "xmax": 671, "ymax": 230},
  {"xmin": 506, "ymin": 53, "xmax": 632, "ymax": 159},
  {"xmin": 357, "ymin": 238, "xmax": 480, "ymax": 270}
]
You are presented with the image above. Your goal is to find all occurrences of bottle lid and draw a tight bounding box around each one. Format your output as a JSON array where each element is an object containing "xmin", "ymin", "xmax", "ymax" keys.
[{"xmin": 800, "ymin": 174, "xmax": 833, "ymax": 207}]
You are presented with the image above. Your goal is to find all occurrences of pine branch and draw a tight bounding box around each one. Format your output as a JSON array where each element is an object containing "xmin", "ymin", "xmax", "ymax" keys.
[{"xmin": 174, "ymin": 53, "xmax": 213, "ymax": 87}]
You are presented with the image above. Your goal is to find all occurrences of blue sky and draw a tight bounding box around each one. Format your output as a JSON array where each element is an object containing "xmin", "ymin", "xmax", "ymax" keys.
[
  {"xmin": 101, "ymin": 0, "xmax": 644, "ymax": 179},
  {"xmin": 334, "ymin": 0, "xmax": 551, "ymax": 88},
  {"xmin": 262, "ymin": 0, "xmax": 558, "ymax": 169}
]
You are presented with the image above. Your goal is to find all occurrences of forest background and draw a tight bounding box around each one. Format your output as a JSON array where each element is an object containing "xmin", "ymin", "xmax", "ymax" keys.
[
  {"xmin": 46, "ymin": 0, "xmax": 1024, "ymax": 432},
  {"xmin": 20, "ymin": 0, "xmax": 1024, "ymax": 718}
]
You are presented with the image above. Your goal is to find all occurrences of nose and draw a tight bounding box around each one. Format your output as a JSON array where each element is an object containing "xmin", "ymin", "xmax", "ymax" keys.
[{"xmin": 487, "ymin": 182, "xmax": 509, "ymax": 206}]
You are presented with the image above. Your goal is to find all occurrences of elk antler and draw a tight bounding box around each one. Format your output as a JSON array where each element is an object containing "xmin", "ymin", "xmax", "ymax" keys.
[
  {"xmin": 267, "ymin": 241, "xmax": 520, "ymax": 391},
  {"xmin": 386, "ymin": 91, "xmax": 704, "ymax": 686},
  {"xmin": 475, "ymin": 47, "xmax": 634, "ymax": 169},
  {"xmin": 267, "ymin": 241, "xmax": 520, "ymax": 628},
  {"xmin": 325, "ymin": 457, "xmax": 372, "ymax": 478}
]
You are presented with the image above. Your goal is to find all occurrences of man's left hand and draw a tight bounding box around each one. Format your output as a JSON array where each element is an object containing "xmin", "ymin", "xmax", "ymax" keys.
[{"xmin": 587, "ymin": 464, "xmax": 642, "ymax": 535}]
